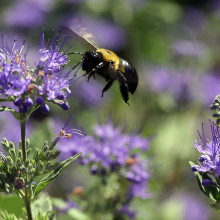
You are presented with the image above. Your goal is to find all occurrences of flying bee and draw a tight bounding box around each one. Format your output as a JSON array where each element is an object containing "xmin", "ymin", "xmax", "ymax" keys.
[{"xmin": 63, "ymin": 23, "xmax": 138, "ymax": 105}]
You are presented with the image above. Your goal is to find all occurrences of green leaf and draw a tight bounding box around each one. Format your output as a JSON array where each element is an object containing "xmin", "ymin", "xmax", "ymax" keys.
[
  {"xmin": 31, "ymin": 193, "xmax": 53, "ymax": 218},
  {"xmin": 189, "ymin": 161, "xmax": 220, "ymax": 201},
  {"xmin": 0, "ymin": 106, "xmax": 26, "ymax": 122},
  {"xmin": 34, "ymin": 153, "xmax": 81, "ymax": 197},
  {"xmin": 27, "ymin": 104, "xmax": 40, "ymax": 120},
  {"xmin": 210, "ymin": 200, "xmax": 220, "ymax": 212},
  {"xmin": 67, "ymin": 208, "xmax": 91, "ymax": 220}
]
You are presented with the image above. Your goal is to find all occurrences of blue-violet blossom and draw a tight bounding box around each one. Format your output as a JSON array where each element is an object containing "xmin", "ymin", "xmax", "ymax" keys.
[{"xmin": 0, "ymin": 29, "xmax": 83, "ymax": 113}]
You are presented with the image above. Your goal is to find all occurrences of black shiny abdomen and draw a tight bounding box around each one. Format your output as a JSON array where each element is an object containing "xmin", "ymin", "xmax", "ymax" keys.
[{"xmin": 118, "ymin": 58, "xmax": 138, "ymax": 94}]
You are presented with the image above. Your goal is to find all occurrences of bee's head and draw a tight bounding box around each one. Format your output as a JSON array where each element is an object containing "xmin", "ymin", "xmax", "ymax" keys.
[{"xmin": 82, "ymin": 50, "xmax": 100, "ymax": 72}]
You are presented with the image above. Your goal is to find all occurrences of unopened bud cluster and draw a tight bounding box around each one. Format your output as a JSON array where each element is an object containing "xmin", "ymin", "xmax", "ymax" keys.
[{"xmin": 0, "ymin": 137, "xmax": 61, "ymax": 194}]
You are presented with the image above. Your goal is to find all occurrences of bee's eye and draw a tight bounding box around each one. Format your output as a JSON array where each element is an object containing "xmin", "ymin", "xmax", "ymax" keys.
[{"xmin": 109, "ymin": 60, "xmax": 114, "ymax": 64}]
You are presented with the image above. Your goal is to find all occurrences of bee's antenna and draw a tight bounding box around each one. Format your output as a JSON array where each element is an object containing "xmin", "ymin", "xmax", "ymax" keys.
[
  {"xmin": 67, "ymin": 52, "xmax": 84, "ymax": 56},
  {"xmin": 72, "ymin": 60, "xmax": 83, "ymax": 70}
]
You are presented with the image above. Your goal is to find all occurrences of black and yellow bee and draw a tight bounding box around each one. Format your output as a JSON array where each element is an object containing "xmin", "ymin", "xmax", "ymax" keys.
[{"xmin": 65, "ymin": 23, "xmax": 138, "ymax": 106}]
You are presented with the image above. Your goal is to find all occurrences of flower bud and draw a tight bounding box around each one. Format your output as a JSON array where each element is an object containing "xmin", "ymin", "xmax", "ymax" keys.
[
  {"xmin": 91, "ymin": 164, "xmax": 98, "ymax": 175},
  {"xmin": 1, "ymin": 138, "xmax": 9, "ymax": 152},
  {"xmin": 23, "ymin": 98, "xmax": 34, "ymax": 107},
  {"xmin": 46, "ymin": 151, "xmax": 54, "ymax": 161},
  {"xmin": 24, "ymin": 160, "xmax": 30, "ymax": 168},
  {"xmin": 14, "ymin": 98, "xmax": 22, "ymax": 107},
  {"xmin": 9, "ymin": 149, "xmax": 16, "ymax": 162},
  {"xmin": 9, "ymin": 141, "xmax": 15, "ymax": 150},
  {"xmin": 26, "ymin": 139, "xmax": 30, "ymax": 149},
  {"xmin": 38, "ymin": 152, "xmax": 46, "ymax": 162},
  {"xmin": 37, "ymin": 161, "xmax": 44, "ymax": 172},
  {"xmin": 191, "ymin": 165, "xmax": 199, "ymax": 172},
  {"xmin": 60, "ymin": 102, "xmax": 70, "ymax": 110},
  {"xmin": 26, "ymin": 148, "xmax": 32, "ymax": 157},
  {"xmin": 21, "ymin": 167, "xmax": 27, "ymax": 173},
  {"xmin": 16, "ymin": 158, "xmax": 22, "ymax": 167},
  {"xmin": 199, "ymin": 155, "xmax": 207, "ymax": 162},
  {"xmin": 100, "ymin": 167, "xmax": 107, "ymax": 176},
  {"xmin": 202, "ymin": 179, "xmax": 217, "ymax": 187},
  {"xmin": 6, "ymin": 156, "xmax": 13, "ymax": 166},
  {"xmin": 20, "ymin": 106, "xmax": 28, "ymax": 113},
  {"xmin": 42, "ymin": 145, "xmax": 49, "ymax": 153},
  {"xmin": 56, "ymin": 92, "xmax": 65, "ymax": 100},
  {"xmin": 33, "ymin": 149, "xmax": 40, "ymax": 162},
  {"xmin": 18, "ymin": 150, "xmax": 22, "ymax": 159},
  {"xmin": 30, "ymin": 168, "xmax": 36, "ymax": 174},
  {"xmin": 81, "ymin": 158, "xmax": 88, "ymax": 165},
  {"xmin": 53, "ymin": 150, "xmax": 61, "ymax": 159},
  {"xmin": 41, "ymin": 104, "xmax": 50, "ymax": 113},
  {"xmin": 45, "ymin": 161, "xmax": 53, "ymax": 172},
  {"xmin": 35, "ymin": 96, "xmax": 44, "ymax": 105}
]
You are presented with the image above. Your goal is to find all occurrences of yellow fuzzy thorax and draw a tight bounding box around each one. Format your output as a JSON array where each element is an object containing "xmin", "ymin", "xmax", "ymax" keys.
[{"xmin": 96, "ymin": 48, "xmax": 125, "ymax": 72}]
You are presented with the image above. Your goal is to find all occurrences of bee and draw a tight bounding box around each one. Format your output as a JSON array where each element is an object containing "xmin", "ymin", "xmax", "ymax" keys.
[{"xmin": 64, "ymin": 23, "xmax": 138, "ymax": 106}]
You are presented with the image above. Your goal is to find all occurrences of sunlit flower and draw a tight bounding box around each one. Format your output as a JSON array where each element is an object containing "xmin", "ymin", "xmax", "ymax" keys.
[
  {"xmin": 192, "ymin": 121, "xmax": 220, "ymax": 176},
  {"xmin": 0, "ymin": 30, "xmax": 83, "ymax": 113}
]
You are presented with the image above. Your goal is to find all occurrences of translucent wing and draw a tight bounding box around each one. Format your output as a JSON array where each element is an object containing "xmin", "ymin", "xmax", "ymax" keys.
[{"xmin": 62, "ymin": 19, "xmax": 99, "ymax": 50}]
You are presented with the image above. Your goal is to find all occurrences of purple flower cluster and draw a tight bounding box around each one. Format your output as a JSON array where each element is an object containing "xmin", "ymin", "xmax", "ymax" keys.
[
  {"xmin": 147, "ymin": 66, "xmax": 220, "ymax": 106},
  {"xmin": 0, "ymin": 29, "xmax": 82, "ymax": 113},
  {"xmin": 59, "ymin": 121, "xmax": 150, "ymax": 200},
  {"xmin": 147, "ymin": 67, "xmax": 195, "ymax": 102},
  {"xmin": 192, "ymin": 121, "xmax": 220, "ymax": 180}
]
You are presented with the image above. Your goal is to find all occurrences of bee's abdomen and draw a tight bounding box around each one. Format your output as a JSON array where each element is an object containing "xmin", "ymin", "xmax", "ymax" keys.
[{"xmin": 118, "ymin": 59, "xmax": 138, "ymax": 94}]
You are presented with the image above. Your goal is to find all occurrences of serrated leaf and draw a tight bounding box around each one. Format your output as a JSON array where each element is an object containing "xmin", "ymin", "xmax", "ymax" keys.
[
  {"xmin": 189, "ymin": 161, "xmax": 220, "ymax": 201},
  {"xmin": 34, "ymin": 153, "xmax": 81, "ymax": 197}
]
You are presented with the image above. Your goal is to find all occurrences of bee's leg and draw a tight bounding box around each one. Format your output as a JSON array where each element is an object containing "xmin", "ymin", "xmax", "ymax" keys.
[
  {"xmin": 87, "ymin": 62, "xmax": 105, "ymax": 82},
  {"xmin": 119, "ymin": 83, "xmax": 130, "ymax": 106},
  {"xmin": 87, "ymin": 71, "xmax": 95, "ymax": 81},
  {"xmin": 101, "ymin": 80, "xmax": 114, "ymax": 97}
]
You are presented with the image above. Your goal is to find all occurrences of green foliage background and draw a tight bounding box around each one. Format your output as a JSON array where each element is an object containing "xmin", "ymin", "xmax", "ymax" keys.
[{"xmin": 0, "ymin": 0, "xmax": 220, "ymax": 219}]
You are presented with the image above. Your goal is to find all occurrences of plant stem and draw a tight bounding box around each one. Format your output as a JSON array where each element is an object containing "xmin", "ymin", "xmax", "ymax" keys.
[
  {"xmin": 20, "ymin": 121, "xmax": 27, "ymax": 162},
  {"xmin": 20, "ymin": 120, "xmax": 33, "ymax": 220}
]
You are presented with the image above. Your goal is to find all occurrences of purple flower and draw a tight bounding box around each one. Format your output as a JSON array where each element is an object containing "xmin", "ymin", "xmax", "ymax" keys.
[
  {"xmin": 202, "ymin": 179, "xmax": 217, "ymax": 187},
  {"xmin": 3, "ymin": 2, "xmax": 44, "ymax": 28},
  {"xmin": 0, "ymin": 36, "xmax": 32, "ymax": 97},
  {"xmin": 197, "ymin": 72, "xmax": 220, "ymax": 106},
  {"xmin": 0, "ymin": 30, "xmax": 84, "ymax": 113},
  {"xmin": 58, "ymin": 120, "xmax": 150, "ymax": 199},
  {"xmin": 147, "ymin": 66, "xmax": 197, "ymax": 102},
  {"xmin": 193, "ymin": 121, "xmax": 220, "ymax": 176},
  {"xmin": 54, "ymin": 199, "xmax": 79, "ymax": 214},
  {"xmin": 38, "ymin": 29, "xmax": 70, "ymax": 73},
  {"xmin": 118, "ymin": 204, "xmax": 136, "ymax": 219},
  {"xmin": 171, "ymin": 40, "xmax": 206, "ymax": 57}
]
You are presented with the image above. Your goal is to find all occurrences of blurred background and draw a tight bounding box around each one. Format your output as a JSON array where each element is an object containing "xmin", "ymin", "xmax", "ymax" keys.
[{"xmin": 0, "ymin": 0, "xmax": 220, "ymax": 219}]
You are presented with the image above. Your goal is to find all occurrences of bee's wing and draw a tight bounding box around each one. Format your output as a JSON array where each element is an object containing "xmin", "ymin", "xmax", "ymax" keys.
[{"xmin": 61, "ymin": 20, "xmax": 99, "ymax": 50}]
